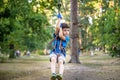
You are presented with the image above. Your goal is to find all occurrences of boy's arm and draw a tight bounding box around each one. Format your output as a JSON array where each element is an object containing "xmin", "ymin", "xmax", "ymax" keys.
[
  {"xmin": 54, "ymin": 19, "xmax": 61, "ymax": 35},
  {"xmin": 55, "ymin": 13, "xmax": 65, "ymax": 40},
  {"xmin": 54, "ymin": 13, "xmax": 62, "ymax": 35},
  {"xmin": 59, "ymin": 27, "xmax": 66, "ymax": 40}
]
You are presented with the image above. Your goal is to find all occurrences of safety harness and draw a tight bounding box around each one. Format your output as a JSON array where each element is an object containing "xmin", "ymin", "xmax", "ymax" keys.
[{"xmin": 51, "ymin": 33, "xmax": 66, "ymax": 63}]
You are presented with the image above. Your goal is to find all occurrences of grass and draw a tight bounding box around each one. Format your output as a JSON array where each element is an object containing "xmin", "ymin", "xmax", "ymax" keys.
[
  {"xmin": 0, "ymin": 53, "xmax": 119, "ymax": 80},
  {"xmin": 79, "ymin": 53, "xmax": 119, "ymax": 68},
  {"xmin": 0, "ymin": 54, "xmax": 50, "ymax": 80}
]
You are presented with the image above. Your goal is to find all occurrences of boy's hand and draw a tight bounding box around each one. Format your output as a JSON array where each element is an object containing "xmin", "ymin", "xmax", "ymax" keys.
[
  {"xmin": 60, "ymin": 23, "xmax": 62, "ymax": 28},
  {"xmin": 57, "ymin": 13, "xmax": 62, "ymax": 19}
]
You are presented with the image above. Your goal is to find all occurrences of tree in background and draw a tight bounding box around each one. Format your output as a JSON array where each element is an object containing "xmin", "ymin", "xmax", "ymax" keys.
[
  {"xmin": 89, "ymin": 0, "xmax": 120, "ymax": 57},
  {"xmin": 0, "ymin": 0, "xmax": 57, "ymax": 58},
  {"xmin": 69, "ymin": 0, "xmax": 80, "ymax": 63},
  {"xmin": 0, "ymin": 0, "xmax": 119, "ymax": 58}
]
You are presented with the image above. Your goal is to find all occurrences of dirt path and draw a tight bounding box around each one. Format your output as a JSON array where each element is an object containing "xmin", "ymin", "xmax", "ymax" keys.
[
  {"xmin": 64, "ymin": 63, "xmax": 119, "ymax": 80},
  {"xmin": 0, "ymin": 54, "xmax": 120, "ymax": 80}
]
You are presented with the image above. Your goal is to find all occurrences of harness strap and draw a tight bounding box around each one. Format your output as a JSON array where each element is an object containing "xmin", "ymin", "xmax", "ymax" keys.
[
  {"xmin": 54, "ymin": 37, "xmax": 65, "ymax": 55},
  {"xmin": 59, "ymin": 39, "xmax": 62, "ymax": 50}
]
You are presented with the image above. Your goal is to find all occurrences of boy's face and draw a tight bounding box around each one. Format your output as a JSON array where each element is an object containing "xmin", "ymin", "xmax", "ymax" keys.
[{"xmin": 62, "ymin": 28, "xmax": 70, "ymax": 36}]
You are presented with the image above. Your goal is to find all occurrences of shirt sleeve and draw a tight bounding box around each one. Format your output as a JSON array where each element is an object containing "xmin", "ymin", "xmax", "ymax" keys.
[
  {"xmin": 65, "ymin": 36, "xmax": 70, "ymax": 42},
  {"xmin": 61, "ymin": 36, "xmax": 69, "ymax": 48}
]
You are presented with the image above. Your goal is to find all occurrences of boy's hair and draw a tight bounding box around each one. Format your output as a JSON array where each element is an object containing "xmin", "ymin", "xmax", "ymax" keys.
[{"xmin": 61, "ymin": 23, "xmax": 69, "ymax": 29}]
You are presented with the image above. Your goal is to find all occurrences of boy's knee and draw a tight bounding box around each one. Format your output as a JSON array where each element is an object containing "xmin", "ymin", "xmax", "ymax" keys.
[
  {"xmin": 58, "ymin": 59, "xmax": 64, "ymax": 64},
  {"xmin": 51, "ymin": 57, "xmax": 56, "ymax": 62},
  {"xmin": 58, "ymin": 55, "xmax": 65, "ymax": 64}
]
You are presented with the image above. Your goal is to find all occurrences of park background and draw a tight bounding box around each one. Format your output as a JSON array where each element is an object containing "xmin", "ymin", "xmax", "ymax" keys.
[{"xmin": 0, "ymin": 0, "xmax": 120, "ymax": 80}]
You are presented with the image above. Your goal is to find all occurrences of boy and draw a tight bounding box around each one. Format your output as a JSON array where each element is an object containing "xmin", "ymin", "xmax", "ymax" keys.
[{"xmin": 50, "ymin": 13, "xmax": 70, "ymax": 80}]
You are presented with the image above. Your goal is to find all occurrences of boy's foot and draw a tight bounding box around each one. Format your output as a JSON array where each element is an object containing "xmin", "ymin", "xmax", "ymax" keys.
[
  {"xmin": 51, "ymin": 73, "xmax": 56, "ymax": 80},
  {"xmin": 56, "ymin": 74, "xmax": 62, "ymax": 80}
]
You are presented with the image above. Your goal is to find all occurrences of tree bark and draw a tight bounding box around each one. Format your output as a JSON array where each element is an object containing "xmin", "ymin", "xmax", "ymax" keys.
[{"xmin": 69, "ymin": 0, "xmax": 80, "ymax": 63}]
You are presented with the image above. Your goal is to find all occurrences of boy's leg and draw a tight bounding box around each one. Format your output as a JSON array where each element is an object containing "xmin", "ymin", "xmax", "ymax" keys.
[
  {"xmin": 56, "ymin": 55, "xmax": 65, "ymax": 80},
  {"xmin": 50, "ymin": 56, "xmax": 57, "ymax": 74},
  {"xmin": 50, "ymin": 53, "xmax": 57, "ymax": 80},
  {"xmin": 58, "ymin": 59, "xmax": 64, "ymax": 75}
]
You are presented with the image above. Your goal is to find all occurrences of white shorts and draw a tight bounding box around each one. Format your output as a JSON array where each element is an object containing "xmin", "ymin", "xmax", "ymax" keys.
[{"xmin": 50, "ymin": 52, "xmax": 65, "ymax": 63}]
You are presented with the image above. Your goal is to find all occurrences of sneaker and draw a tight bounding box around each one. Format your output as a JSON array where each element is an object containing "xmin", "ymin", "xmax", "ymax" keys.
[
  {"xmin": 51, "ymin": 73, "xmax": 56, "ymax": 80},
  {"xmin": 56, "ymin": 74, "xmax": 62, "ymax": 80}
]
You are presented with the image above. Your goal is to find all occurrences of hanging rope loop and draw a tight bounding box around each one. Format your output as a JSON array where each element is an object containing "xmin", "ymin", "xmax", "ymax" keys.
[{"xmin": 58, "ymin": 0, "xmax": 61, "ymax": 13}]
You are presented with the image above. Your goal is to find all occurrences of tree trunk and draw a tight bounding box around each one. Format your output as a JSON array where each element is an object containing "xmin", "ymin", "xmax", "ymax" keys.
[
  {"xmin": 9, "ymin": 43, "xmax": 15, "ymax": 59},
  {"xmin": 69, "ymin": 0, "xmax": 80, "ymax": 63}
]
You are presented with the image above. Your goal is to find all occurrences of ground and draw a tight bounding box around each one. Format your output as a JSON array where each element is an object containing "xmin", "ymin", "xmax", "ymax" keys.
[{"xmin": 0, "ymin": 53, "xmax": 120, "ymax": 80}]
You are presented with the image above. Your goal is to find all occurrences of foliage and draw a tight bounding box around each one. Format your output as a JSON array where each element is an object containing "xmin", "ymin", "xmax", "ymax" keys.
[
  {"xmin": 0, "ymin": 0, "xmax": 120, "ymax": 58},
  {"xmin": 89, "ymin": 4, "xmax": 120, "ymax": 57},
  {"xmin": 0, "ymin": 0, "xmax": 56, "ymax": 58},
  {"xmin": 77, "ymin": 0, "xmax": 120, "ymax": 57}
]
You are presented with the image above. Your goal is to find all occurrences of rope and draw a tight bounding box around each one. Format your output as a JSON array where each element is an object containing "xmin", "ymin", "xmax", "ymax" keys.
[
  {"xmin": 61, "ymin": 0, "xmax": 67, "ymax": 16},
  {"xmin": 58, "ymin": 0, "xmax": 67, "ymax": 16},
  {"xmin": 58, "ymin": 0, "xmax": 61, "ymax": 13}
]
